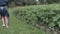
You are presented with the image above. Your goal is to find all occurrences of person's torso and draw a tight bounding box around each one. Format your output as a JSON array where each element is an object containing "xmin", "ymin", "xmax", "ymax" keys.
[{"xmin": 0, "ymin": 0, "xmax": 7, "ymax": 6}]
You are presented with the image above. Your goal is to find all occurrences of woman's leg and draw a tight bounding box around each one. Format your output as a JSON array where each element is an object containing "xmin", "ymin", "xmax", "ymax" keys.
[
  {"xmin": 1, "ymin": 16, "xmax": 5, "ymax": 26},
  {"xmin": 5, "ymin": 16, "xmax": 9, "ymax": 28}
]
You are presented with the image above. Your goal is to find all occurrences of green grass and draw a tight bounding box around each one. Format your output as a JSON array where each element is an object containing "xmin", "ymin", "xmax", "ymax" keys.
[{"xmin": 0, "ymin": 8, "xmax": 46, "ymax": 34}]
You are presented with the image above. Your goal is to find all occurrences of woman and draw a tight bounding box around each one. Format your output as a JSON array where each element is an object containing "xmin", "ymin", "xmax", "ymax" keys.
[{"xmin": 0, "ymin": 0, "xmax": 10, "ymax": 28}]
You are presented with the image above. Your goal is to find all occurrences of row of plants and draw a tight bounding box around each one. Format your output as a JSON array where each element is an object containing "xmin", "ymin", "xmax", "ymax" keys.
[{"xmin": 13, "ymin": 5, "xmax": 60, "ymax": 31}]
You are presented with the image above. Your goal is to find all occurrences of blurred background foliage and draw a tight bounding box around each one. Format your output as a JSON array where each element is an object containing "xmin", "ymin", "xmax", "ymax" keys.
[{"xmin": 9, "ymin": 0, "xmax": 60, "ymax": 6}]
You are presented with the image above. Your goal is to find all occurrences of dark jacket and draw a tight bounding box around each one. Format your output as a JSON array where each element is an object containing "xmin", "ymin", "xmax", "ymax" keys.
[{"xmin": 0, "ymin": 0, "xmax": 10, "ymax": 6}]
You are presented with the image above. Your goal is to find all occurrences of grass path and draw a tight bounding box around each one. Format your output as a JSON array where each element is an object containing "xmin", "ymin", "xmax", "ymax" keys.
[{"xmin": 0, "ymin": 9, "xmax": 46, "ymax": 34}]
